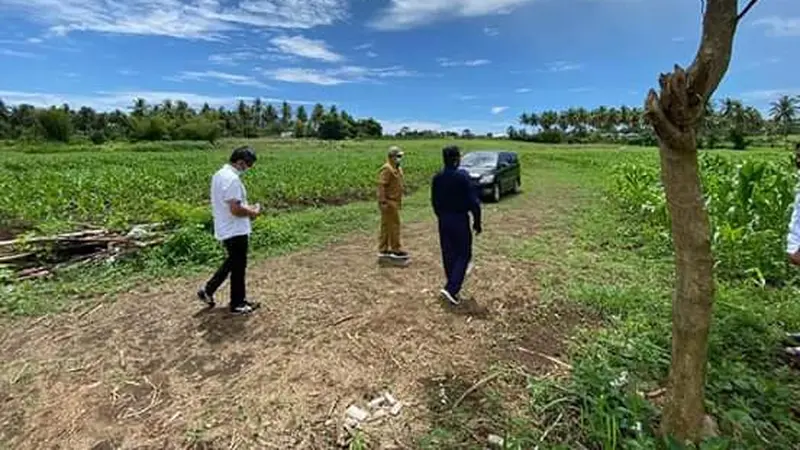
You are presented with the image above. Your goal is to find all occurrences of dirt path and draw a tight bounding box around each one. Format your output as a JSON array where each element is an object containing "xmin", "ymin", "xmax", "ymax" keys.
[{"xmin": 0, "ymin": 193, "xmax": 593, "ymax": 449}]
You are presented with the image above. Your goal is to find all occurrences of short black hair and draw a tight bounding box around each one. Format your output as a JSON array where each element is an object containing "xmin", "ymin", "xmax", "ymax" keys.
[
  {"xmin": 442, "ymin": 145, "xmax": 460, "ymax": 165},
  {"xmin": 230, "ymin": 146, "xmax": 257, "ymax": 166}
]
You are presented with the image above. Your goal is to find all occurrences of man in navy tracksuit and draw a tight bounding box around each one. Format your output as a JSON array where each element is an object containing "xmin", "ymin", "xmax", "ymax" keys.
[{"xmin": 431, "ymin": 145, "xmax": 482, "ymax": 305}]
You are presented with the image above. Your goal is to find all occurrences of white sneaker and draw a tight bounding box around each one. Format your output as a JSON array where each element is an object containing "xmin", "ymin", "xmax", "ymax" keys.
[{"xmin": 439, "ymin": 288, "xmax": 460, "ymax": 305}]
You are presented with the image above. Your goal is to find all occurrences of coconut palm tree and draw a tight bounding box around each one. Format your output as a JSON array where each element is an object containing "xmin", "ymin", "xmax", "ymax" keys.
[
  {"xmin": 769, "ymin": 95, "xmax": 798, "ymax": 147},
  {"xmin": 539, "ymin": 110, "xmax": 558, "ymax": 131}
]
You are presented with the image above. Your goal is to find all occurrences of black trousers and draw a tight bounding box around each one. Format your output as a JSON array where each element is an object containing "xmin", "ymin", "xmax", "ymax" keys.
[
  {"xmin": 205, "ymin": 234, "xmax": 248, "ymax": 308},
  {"xmin": 438, "ymin": 212, "xmax": 472, "ymax": 297}
]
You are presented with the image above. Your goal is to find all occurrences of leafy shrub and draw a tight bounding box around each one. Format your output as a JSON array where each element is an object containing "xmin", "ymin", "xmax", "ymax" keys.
[
  {"xmin": 37, "ymin": 108, "xmax": 72, "ymax": 143},
  {"xmin": 173, "ymin": 118, "xmax": 221, "ymax": 143},
  {"xmin": 90, "ymin": 130, "xmax": 107, "ymax": 145},
  {"xmin": 533, "ymin": 130, "xmax": 565, "ymax": 144},
  {"xmin": 130, "ymin": 116, "xmax": 168, "ymax": 141}
]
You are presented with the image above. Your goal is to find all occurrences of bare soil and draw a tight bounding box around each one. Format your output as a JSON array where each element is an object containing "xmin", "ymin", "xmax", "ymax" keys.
[{"xmin": 0, "ymin": 193, "xmax": 597, "ymax": 449}]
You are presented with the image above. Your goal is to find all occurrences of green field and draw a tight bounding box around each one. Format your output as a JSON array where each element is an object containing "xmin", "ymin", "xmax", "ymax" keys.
[
  {"xmin": 0, "ymin": 139, "xmax": 447, "ymax": 236},
  {"xmin": 1, "ymin": 139, "xmax": 799, "ymax": 448}
]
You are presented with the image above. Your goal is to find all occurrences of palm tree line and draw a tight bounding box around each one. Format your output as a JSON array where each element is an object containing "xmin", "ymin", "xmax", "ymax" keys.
[
  {"xmin": 509, "ymin": 95, "xmax": 799, "ymax": 148},
  {"xmin": 0, "ymin": 97, "xmax": 383, "ymax": 143}
]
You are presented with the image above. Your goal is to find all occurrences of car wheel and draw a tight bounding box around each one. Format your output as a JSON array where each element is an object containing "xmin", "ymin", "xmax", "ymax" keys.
[
  {"xmin": 513, "ymin": 178, "xmax": 521, "ymax": 194},
  {"xmin": 491, "ymin": 183, "xmax": 501, "ymax": 202}
]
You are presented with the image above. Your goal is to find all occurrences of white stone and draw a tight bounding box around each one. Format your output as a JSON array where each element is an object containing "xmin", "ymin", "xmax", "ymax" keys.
[
  {"xmin": 345, "ymin": 405, "xmax": 369, "ymax": 422},
  {"xmin": 389, "ymin": 402, "xmax": 403, "ymax": 416},
  {"xmin": 384, "ymin": 392, "xmax": 398, "ymax": 405},
  {"xmin": 487, "ymin": 434, "xmax": 504, "ymax": 447},
  {"xmin": 368, "ymin": 396, "xmax": 386, "ymax": 409}
]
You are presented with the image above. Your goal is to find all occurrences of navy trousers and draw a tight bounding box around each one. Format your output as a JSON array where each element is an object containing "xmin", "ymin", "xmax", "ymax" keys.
[{"xmin": 437, "ymin": 212, "xmax": 472, "ymax": 297}]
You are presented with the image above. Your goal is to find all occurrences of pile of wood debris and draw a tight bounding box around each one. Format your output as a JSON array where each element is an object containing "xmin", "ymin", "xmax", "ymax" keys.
[{"xmin": 0, "ymin": 223, "xmax": 166, "ymax": 281}]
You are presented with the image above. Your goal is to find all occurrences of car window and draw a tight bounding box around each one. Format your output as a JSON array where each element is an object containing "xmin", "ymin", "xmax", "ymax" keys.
[
  {"xmin": 461, "ymin": 152, "xmax": 499, "ymax": 168},
  {"xmin": 499, "ymin": 153, "xmax": 511, "ymax": 165}
]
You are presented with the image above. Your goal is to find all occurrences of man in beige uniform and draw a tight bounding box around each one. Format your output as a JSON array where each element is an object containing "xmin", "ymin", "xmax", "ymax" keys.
[{"xmin": 378, "ymin": 146, "xmax": 408, "ymax": 259}]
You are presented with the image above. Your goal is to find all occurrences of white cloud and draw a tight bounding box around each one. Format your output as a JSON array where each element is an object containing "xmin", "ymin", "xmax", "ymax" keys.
[
  {"xmin": 483, "ymin": 26, "xmax": 499, "ymax": 36},
  {"xmin": 208, "ymin": 50, "xmax": 295, "ymax": 66},
  {"xmin": 671, "ymin": 36, "xmax": 685, "ymax": 42},
  {"xmin": 0, "ymin": 48, "xmax": 38, "ymax": 58},
  {"xmin": 370, "ymin": 0, "xmax": 535, "ymax": 30},
  {"xmin": 366, "ymin": 51, "xmax": 378, "ymax": 58},
  {"xmin": 544, "ymin": 61, "xmax": 583, "ymax": 72},
  {"xmin": 168, "ymin": 70, "xmax": 272, "ymax": 88},
  {"xmin": 0, "ymin": 0, "xmax": 349, "ymax": 40},
  {"xmin": 455, "ymin": 94, "xmax": 478, "ymax": 101},
  {"xmin": 269, "ymin": 35, "xmax": 343, "ymax": 62},
  {"xmin": 380, "ymin": 118, "xmax": 509, "ymax": 135},
  {"xmin": 753, "ymin": 17, "xmax": 800, "ymax": 37},
  {"xmin": 0, "ymin": 90, "xmax": 316, "ymax": 110},
  {"xmin": 263, "ymin": 65, "xmax": 417, "ymax": 85},
  {"xmin": 740, "ymin": 88, "xmax": 800, "ymax": 102},
  {"xmin": 26, "ymin": 37, "xmax": 44, "ymax": 44},
  {"xmin": 354, "ymin": 42, "xmax": 373, "ymax": 50},
  {"xmin": 568, "ymin": 87, "xmax": 593, "ymax": 93},
  {"xmin": 515, "ymin": 88, "xmax": 531, "ymax": 93},
  {"xmin": 266, "ymin": 68, "xmax": 345, "ymax": 85},
  {"xmin": 438, "ymin": 57, "xmax": 491, "ymax": 67},
  {"xmin": 490, "ymin": 106, "xmax": 508, "ymax": 114},
  {"xmin": 118, "ymin": 69, "xmax": 139, "ymax": 76}
]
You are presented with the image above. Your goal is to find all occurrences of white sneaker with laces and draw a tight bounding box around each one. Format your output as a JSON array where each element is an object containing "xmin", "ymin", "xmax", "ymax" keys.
[{"xmin": 439, "ymin": 289, "xmax": 460, "ymax": 305}]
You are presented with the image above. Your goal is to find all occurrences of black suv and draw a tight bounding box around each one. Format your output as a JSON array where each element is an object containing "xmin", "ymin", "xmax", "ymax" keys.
[{"xmin": 460, "ymin": 150, "xmax": 521, "ymax": 202}]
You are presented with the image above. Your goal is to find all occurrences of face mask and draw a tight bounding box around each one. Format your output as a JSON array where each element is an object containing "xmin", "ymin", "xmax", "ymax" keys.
[
  {"xmin": 235, "ymin": 163, "xmax": 251, "ymax": 175},
  {"xmin": 394, "ymin": 157, "xmax": 403, "ymax": 168}
]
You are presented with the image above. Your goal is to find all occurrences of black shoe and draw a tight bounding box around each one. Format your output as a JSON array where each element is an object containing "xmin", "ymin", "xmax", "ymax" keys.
[
  {"xmin": 230, "ymin": 300, "xmax": 260, "ymax": 314},
  {"xmin": 197, "ymin": 289, "xmax": 215, "ymax": 307}
]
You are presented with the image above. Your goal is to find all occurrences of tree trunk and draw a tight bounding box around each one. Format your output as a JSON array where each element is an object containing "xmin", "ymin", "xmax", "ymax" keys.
[
  {"xmin": 657, "ymin": 135, "xmax": 715, "ymax": 442},
  {"xmin": 643, "ymin": 0, "xmax": 748, "ymax": 443}
]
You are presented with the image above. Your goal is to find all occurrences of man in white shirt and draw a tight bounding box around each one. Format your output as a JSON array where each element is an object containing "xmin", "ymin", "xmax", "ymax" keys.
[
  {"xmin": 785, "ymin": 143, "xmax": 800, "ymax": 355},
  {"xmin": 197, "ymin": 146, "xmax": 261, "ymax": 314}
]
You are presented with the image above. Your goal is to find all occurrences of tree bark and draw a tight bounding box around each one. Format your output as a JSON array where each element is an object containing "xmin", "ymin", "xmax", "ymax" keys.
[
  {"xmin": 643, "ymin": 0, "xmax": 742, "ymax": 443},
  {"xmin": 656, "ymin": 133, "xmax": 715, "ymax": 442}
]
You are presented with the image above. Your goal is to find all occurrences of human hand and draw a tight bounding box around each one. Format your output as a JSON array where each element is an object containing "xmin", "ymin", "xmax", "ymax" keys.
[
  {"xmin": 790, "ymin": 251, "xmax": 800, "ymax": 266},
  {"xmin": 251, "ymin": 203, "xmax": 262, "ymax": 217},
  {"xmin": 473, "ymin": 222, "xmax": 482, "ymax": 235}
]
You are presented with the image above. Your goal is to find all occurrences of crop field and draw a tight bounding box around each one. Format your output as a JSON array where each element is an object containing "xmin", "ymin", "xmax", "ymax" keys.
[
  {"xmin": 1, "ymin": 139, "xmax": 800, "ymax": 449},
  {"xmin": 0, "ymin": 139, "xmax": 448, "ymax": 237}
]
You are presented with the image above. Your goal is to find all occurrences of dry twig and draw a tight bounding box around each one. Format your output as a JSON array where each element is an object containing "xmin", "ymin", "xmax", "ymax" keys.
[
  {"xmin": 518, "ymin": 346, "xmax": 572, "ymax": 370},
  {"xmin": 451, "ymin": 371, "xmax": 502, "ymax": 410}
]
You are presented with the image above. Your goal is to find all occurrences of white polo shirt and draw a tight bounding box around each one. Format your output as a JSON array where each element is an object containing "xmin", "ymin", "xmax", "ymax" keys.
[
  {"xmin": 788, "ymin": 181, "xmax": 800, "ymax": 255},
  {"xmin": 211, "ymin": 164, "xmax": 251, "ymax": 241}
]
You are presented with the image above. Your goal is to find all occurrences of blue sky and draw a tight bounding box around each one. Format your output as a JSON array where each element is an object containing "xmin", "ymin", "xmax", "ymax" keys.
[{"xmin": 0, "ymin": 0, "xmax": 798, "ymax": 134}]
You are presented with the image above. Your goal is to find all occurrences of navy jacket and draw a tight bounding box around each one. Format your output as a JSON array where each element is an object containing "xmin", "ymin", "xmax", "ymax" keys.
[{"xmin": 431, "ymin": 166, "xmax": 482, "ymax": 227}]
